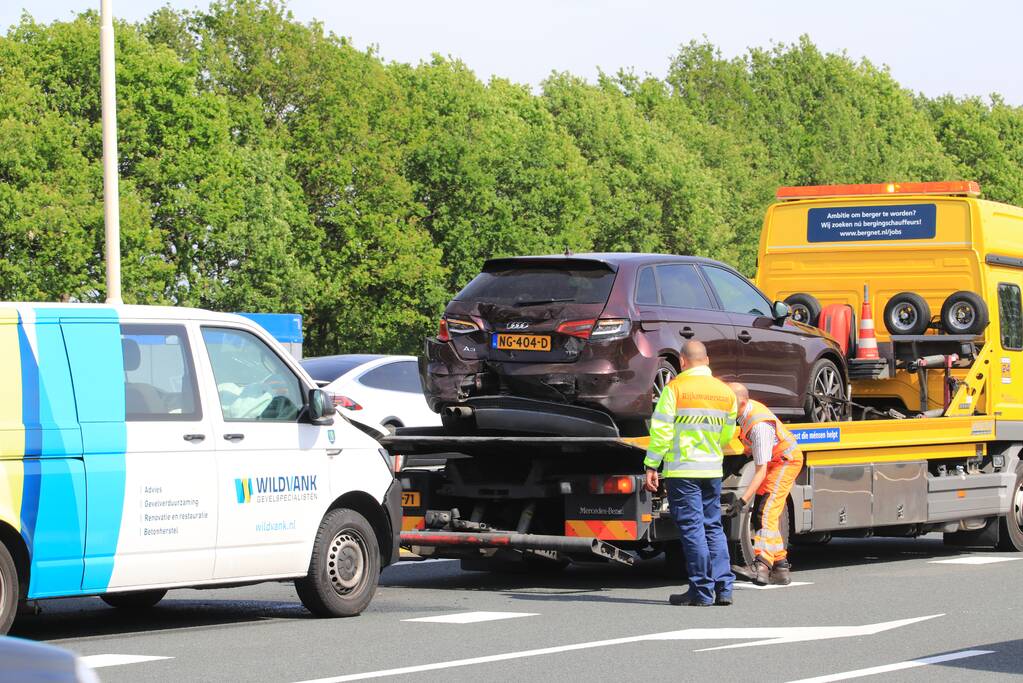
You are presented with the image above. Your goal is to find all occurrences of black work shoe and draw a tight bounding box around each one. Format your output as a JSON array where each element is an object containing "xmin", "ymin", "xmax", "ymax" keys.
[
  {"xmin": 769, "ymin": 559, "xmax": 792, "ymax": 586},
  {"xmin": 669, "ymin": 593, "xmax": 713, "ymax": 606},
  {"xmin": 752, "ymin": 557, "xmax": 772, "ymax": 586},
  {"xmin": 714, "ymin": 595, "xmax": 733, "ymax": 606}
]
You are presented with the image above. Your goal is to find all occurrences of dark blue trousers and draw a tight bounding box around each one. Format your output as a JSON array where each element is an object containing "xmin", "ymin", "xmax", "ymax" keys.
[{"xmin": 665, "ymin": 477, "xmax": 734, "ymax": 604}]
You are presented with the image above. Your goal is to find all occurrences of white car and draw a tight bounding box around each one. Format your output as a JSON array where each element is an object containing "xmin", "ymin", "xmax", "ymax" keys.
[{"xmin": 301, "ymin": 354, "xmax": 441, "ymax": 433}]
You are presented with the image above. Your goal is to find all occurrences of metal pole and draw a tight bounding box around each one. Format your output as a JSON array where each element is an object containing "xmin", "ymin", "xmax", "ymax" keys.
[{"xmin": 100, "ymin": 0, "xmax": 122, "ymax": 303}]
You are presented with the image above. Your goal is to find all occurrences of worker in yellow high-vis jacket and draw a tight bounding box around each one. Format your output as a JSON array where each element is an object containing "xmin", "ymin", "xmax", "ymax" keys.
[{"xmin": 644, "ymin": 340, "xmax": 738, "ymax": 606}]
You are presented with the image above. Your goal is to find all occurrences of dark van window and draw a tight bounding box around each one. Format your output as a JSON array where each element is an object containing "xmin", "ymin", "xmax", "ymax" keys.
[
  {"xmin": 455, "ymin": 263, "xmax": 617, "ymax": 306},
  {"xmin": 702, "ymin": 266, "xmax": 772, "ymax": 317},
  {"xmin": 656, "ymin": 264, "xmax": 713, "ymax": 309},
  {"xmin": 121, "ymin": 324, "xmax": 202, "ymax": 421},
  {"xmin": 999, "ymin": 283, "xmax": 1023, "ymax": 350},
  {"xmin": 636, "ymin": 266, "xmax": 659, "ymax": 305},
  {"xmin": 359, "ymin": 361, "xmax": 423, "ymax": 393}
]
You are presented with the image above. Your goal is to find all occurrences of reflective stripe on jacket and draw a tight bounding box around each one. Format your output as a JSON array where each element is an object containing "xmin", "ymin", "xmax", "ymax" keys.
[
  {"xmin": 644, "ymin": 366, "xmax": 738, "ymax": 479},
  {"xmin": 738, "ymin": 399, "xmax": 800, "ymax": 463}
]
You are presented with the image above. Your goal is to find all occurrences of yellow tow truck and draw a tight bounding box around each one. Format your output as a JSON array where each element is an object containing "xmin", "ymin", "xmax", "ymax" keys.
[{"xmin": 390, "ymin": 180, "xmax": 1023, "ymax": 571}]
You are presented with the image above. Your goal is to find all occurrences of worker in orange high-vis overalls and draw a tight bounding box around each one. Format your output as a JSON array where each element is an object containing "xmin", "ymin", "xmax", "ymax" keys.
[{"xmin": 728, "ymin": 382, "xmax": 804, "ymax": 586}]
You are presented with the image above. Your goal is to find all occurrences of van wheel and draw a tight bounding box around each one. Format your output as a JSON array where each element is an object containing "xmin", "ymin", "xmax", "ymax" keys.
[
  {"xmin": 940, "ymin": 291, "xmax": 988, "ymax": 336},
  {"xmin": 296, "ymin": 508, "xmax": 380, "ymax": 617},
  {"xmin": 0, "ymin": 542, "xmax": 17, "ymax": 635},
  {"xmin": 784, "ymin": 293, "xmax": 822, "ymax": 327},
  {"xmin": 804, "ymin": 358, "xmax": 844, "ymax": 423},
  {"xmin": 100, "ymin": 589, "xmax": 167, "ymax": 609},
  {"xmin": 883, "ymin": 292, "xmax": 931, "ymax": 335},
  {"xmin": 997, "ymin": 465, "xmax": 1023, "ymax": 551}
]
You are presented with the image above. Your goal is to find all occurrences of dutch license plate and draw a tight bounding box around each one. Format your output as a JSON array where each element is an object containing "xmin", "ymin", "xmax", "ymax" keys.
[
  {"xmin": 493, "ymin": 334, "xmax": 552, "ymax": 352},
  {"xmin": 401, "ymin": 491, "xmax": 421, "ymax": 507}
]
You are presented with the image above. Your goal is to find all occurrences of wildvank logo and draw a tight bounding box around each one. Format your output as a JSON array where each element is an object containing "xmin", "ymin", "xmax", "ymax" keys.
[
  {"xmin": 235, "ymin": 475, "xmax": 318, "ymax": 504},
  {"xmin": 235, "ymin": 478, "xmax": 253, "ymax": 504}
]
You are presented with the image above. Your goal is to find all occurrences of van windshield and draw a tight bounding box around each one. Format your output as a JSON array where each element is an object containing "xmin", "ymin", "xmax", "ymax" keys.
[{"xmin": 455, "ymin": 264, "xmax": 616, "ymax": 306}]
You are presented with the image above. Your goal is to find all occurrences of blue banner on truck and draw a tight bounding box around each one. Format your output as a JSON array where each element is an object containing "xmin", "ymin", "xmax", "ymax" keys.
[
  {"xmin": 807, "ymin": 204, "xmax": 936, "ymax": 242},
  {"xmin": 790, "ymin": 427, "xmax": 841, "ymax": 444}
]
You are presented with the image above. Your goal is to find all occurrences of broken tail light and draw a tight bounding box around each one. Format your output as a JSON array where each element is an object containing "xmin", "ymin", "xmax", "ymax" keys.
[{"xmin": 439, "ymin": 317, "xmax": 479, "ymax": 342}]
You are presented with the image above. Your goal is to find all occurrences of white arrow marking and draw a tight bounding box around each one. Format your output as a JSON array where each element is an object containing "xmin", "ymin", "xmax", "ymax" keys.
[
  {"xmin": 656, "ymin": 614, "xmax": 942, "ymax": 651},
  {"xmin": 292, "ymin": 614, "xmax": 943, "ymax": 682},
  {"xmin": 786, "ymin": 649, "xmax": 994, "ymax": 683},
  {"xmin": 80, "ymin": 654, "xmax": 172, "ymax": 668}
]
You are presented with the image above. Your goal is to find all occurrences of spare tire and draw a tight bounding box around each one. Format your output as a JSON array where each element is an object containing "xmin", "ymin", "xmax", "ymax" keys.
[
  {"xmin": 940, "ymin": 291, "xmax": 988, "ymax": 336},
  {"xmin": 883, "ymin": 292, "xmax": 931, "ymax": 336},
  {"xmin": 784, "ymin": 293, "xmax": 822, "ymax": 327}
]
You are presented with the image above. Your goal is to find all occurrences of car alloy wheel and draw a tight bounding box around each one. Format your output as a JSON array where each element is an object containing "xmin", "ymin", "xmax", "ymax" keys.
[
  {"xmin": 652, "ymin": 363, "xmax": 677, "ymax": 410},
  {"xmin": 810, "ymin": 363, "xmax": 844, "ymax": 423}
]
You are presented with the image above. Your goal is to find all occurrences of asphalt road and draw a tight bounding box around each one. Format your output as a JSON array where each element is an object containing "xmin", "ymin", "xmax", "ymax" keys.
[{"xmin": 12, "ymin": 534, "xmax": 1023, "ymax": 682}]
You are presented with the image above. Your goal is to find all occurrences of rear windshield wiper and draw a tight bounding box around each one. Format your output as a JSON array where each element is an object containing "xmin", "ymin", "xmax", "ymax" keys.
[{"xmin": 513, "ymin": 298, "xmax": 575, "ymax": 307}]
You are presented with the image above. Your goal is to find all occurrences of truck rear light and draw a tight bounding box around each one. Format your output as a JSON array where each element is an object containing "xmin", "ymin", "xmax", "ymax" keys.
[
  {"xmin": 589, "ymin": 475, "xmax": 636, "ymax": 495},
  {"xmin": 391, "ymin": 454, "xmax": 405, "ymax": 473},
  {"xmin": 556, "ymin": 319, "xmax": 596, "ymax": 338},
  {"xmin": 332, "ymin": 394, "xmax": 362, "ymax": 410}
]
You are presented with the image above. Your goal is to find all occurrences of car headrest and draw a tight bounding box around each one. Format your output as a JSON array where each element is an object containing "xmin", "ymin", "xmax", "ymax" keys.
[{"xmin": 122, "ymin": 338, "xmax": 141, "ymax": 372}]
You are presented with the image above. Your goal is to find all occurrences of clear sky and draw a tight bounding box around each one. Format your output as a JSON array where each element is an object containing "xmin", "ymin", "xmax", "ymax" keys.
[{"xmin": 5, "ymin": 0, "xmax": 1022, "ymax": 105}]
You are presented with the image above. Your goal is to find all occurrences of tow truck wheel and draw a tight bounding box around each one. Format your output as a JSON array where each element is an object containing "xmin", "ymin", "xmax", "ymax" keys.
[
  {"xmin": 784, "ymin": 293, "xmax": 822, "ymax": 327},
  {"xmin": 0, "ymin": 542, "xmax": 17, "ymax": 635},
  {"xmin": 296, "ymin": 508, "xmax": 380, "ymax": 617},
  {"xmin": 100, "ymin": 589, "xmax": 167, "ymax": 609},
  {"xmin": 940, "ymin": 291, "xmax": 988, "ymax": 336},
  {"xmin": 883, "ymin": 292, "xmax": 931, "ymax": 336},
  {"xmin": 997, "ymin": 466, "xmax": 1023, "ymax": 552}
]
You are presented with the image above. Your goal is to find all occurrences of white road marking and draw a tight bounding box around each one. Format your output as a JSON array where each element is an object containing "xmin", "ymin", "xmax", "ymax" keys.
[
  {"xmin": 403, "ymin": 611, "xmax": 538, "ymax": 624},
  {"xmin": 293, "ymin": 614, "xmax": 942, "ymax": 682},
  {"xmin": 80, "ymin": 654, "xmax": 172, "ymax": 668},
  {"xmin": 930, "ymin": 556, "xmax": 1021, "ymax": 565},
  {"xmin": 733, "ymin": 581, "xmax": 813, "ymax": 590},
  {"xmin": 785, "ymin": 649, "xmax": 994, "ymax": 683}
]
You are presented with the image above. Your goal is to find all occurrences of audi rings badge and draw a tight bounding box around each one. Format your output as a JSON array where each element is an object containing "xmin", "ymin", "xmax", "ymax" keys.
[{"xmin": 507, "ymin": 321, "xmax": 530, "ymax": 330}]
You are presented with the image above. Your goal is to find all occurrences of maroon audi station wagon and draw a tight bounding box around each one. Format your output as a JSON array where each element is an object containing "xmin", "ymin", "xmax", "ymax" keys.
[{"xmin": 422, "ymin": 253, "xmax": 846, "ymax": 435}]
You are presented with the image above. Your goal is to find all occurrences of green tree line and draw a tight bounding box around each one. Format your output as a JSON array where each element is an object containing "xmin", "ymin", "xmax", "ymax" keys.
[{"xmin": 2, "ymin": 1, "xmax": 1021, "ymax": 354}]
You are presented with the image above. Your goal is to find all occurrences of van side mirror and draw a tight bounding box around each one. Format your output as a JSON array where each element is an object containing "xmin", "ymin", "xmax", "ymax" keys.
[
  {"xmin": 308, "ymin": 388, "xmax": 335, "ymax": 425},
  {"xmin": 772, "ymin": 301, "xmax": 791, "ymax": 322}
]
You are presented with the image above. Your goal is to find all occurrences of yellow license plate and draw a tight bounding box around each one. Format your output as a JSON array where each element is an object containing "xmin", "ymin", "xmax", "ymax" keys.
[
  {"xmin": 401, "ymin": 491, "xmax": 421, "ymax": 507},
  {"xmin": 494, "ymin": 334, "xmax": 552, "ymax": 352}
]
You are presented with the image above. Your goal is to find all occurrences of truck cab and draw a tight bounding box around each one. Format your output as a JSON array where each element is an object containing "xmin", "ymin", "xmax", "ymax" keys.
[{"xmin": 0, "ymin": 303, "xmax": 401, "ymax": 634}]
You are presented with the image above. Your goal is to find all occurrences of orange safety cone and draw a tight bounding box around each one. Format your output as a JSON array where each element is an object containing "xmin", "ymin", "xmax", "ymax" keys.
[{"xmin": 856, "ymin": 284, "xmax": 880, "ymax": 360}]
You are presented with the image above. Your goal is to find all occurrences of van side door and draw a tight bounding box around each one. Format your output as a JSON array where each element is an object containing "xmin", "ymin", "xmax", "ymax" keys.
[
  {"xmin": 700, "ymin": 265, "xmax": 806, "ymax": 412},
  {"xmin": 95, "ymin": 321, "xmax": 219, "ymax": 591},
  {"xmin": 197, "ymin": 325, "xmax": 331, "ymax": 580}
]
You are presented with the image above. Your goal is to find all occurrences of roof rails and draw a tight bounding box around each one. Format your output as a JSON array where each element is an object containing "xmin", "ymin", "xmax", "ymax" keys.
[{"xmin": 776, "ymin": 181, "xmax": 981, "ymax": 201}]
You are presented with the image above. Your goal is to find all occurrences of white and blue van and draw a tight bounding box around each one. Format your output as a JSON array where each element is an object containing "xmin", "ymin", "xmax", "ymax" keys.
[{"xmin": 0, "ymin": 303, "xmax": 401, "ymax": 634}]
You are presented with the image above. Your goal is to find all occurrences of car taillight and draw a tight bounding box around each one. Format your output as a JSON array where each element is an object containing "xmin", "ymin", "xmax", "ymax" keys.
[
  {"xmin": 589, "ymin": 475, "xmax": 636, "ymax": 495},
  {"xmin": 556, "ymin": 319, "xmax": 596, "ymax": 338},
  {"xmin": 590, "ymin": 319, "xmax": 631, "ymax": 340},
  {"xmin": 556, "ymin": 318, "xmax": 631, "ymax": 341},
  {"xmin": 332, "ymin": 394, "xmax": 362, "ymax": 410},
  {"xmin": 440, "ymin": 317, "xmax": 479, "ymax": 343}
]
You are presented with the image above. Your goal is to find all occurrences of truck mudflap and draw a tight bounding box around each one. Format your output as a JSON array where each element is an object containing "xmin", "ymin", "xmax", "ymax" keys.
[{"xmin": 400, "ymin": 530, "xmax": 635, "ymax": 566}]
